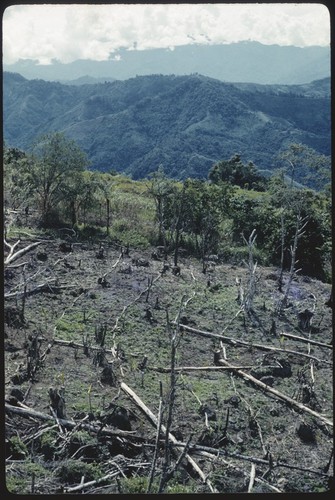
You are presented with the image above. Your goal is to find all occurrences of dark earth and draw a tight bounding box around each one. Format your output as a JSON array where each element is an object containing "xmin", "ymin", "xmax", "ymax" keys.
[{"xmin": 3, "ymin": 222, "xmax": 333, "ymax": 494}]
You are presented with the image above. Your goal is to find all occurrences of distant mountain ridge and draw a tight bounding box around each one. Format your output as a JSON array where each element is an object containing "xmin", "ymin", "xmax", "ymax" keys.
[
  {"xmin": 3, "ymin": 41, "xmax": 330, "ymax": 85},
  {"xmin": 3, "ymin": 72, "xmax": 330, "ymax": 182}
]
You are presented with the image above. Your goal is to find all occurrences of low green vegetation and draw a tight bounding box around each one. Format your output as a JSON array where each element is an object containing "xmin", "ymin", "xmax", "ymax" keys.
[{"xmin": 4, "ymin": 134, "xmax": 331, "ymax": 282}]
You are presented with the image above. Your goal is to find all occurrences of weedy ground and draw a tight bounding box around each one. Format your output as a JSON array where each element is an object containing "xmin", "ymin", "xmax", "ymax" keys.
[{"xmin": 4, "ymin": 228, "xmax": 333, "ymax": 494}]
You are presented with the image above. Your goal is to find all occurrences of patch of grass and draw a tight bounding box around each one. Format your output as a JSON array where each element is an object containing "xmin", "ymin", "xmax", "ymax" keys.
[
  {"xmin": 7, "ymin": 435, "xmax": 28, "ymax": 459},
  {"xmin": 39, "ymin": 428, "xmax": 59, "ymax": 460},
  {"xmin": 56, "ymin": 459, "xmax": 103, "ymax": 484},
  {"xmin": 119, "ymin": 475, "xmax": 197, "ymax": 494},
  {"xmin": 6, "ymin": 460, "xmax": 51, "ymax": 494},
  {"xmin": 6, "ymin": 475, "xmax": 28, "ymax": 495}
]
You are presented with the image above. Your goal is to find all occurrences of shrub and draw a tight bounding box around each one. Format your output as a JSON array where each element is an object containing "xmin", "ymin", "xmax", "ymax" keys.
[{"xmin": 56, "ymin": 459, "xmax": 103, "ymax": 484}]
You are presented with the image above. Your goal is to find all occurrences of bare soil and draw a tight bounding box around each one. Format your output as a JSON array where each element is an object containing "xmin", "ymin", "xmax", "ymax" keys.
[{"xmin": 3, "ymin": 233, "xmax": 333, "ymax": 494}]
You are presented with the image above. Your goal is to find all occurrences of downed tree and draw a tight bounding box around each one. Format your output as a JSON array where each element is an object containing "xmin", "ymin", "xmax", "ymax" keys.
[
  {"xmin": 4, "ymin": 239, "xmax": 44, "ymax": 265},
  {"xmin": 174, "ymin": 322, "xmax": 332, "ymax": 366},
  {"xmin": 5, "ymin": 402, "xmax": 144, "ymax": 441},
  {"xmin": 280, "ymin": 332, "xmax": 332, "ymax": 349},
  {"xmin": 215, "ymin": 357, "xmax": 333, "ymax": 429},
  {"xmin": 5, "ymin": 280, "xmax": 77, "ymax": 300},
  {"xmin": 149, "ymin": 364, "xmax": 274, "ymax": 373},
  {"xmin": 120, "ymin": 381, "xmax": 217, "ymax": 493},
  {"xmin": 167, "ymin": 441, "xmax": 330, "ymax": 478}
]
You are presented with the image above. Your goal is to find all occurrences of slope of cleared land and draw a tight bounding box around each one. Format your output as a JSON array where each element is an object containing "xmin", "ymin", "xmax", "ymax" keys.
[{"xmin": 4, "ymin": 225, "xmax": 333, "ymax": 494}]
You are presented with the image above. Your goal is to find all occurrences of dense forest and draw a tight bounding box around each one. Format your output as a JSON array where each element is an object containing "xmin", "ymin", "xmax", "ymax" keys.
[
  {"xmin": 3, "ymin": 73, "xmax": 331, "ymax": 183},
  {"xmin": 4, "ymin": 132, "xmax": 333, "ymax": 494}
]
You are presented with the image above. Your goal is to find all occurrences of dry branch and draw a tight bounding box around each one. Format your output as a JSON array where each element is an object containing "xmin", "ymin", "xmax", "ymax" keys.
[
  {"xmin": 168, "ymin": 441, "xmax": 330, "ymax": 477},
  {"xmin": 280, "ymin": 332, "xmax": 332, "ymax": 349},
  {"xmin": 4, "ymin": 239, "xmax": 43, "ymax": 265},
  {"xmin": 4, "ymin": 280, "xmax": 77, "ymax": 300},
  {"xmin": 216, "ymin": 357, "xmax": 333, "ymax": 428},
  {"xmin": 120, "ymin": 381, "xmax": 217, "ymax": 492},
  {"xmin": 64, "ymin": 457, "xmax": 151, "ymax": 493},
  {"xmin": 247, "ymin": 463, "xmax": 256, "ymax": 493},
  {"xmin": 5, "ymin": 403, "xmax": 144, "ymax": 441},
  {"xmin": 149, "ymin": 365, "xmax": 266, "ymax": 373},
  {"xmin": 175, "ymin": 322, "xmax": 332, "ymax": 366},
  {"xmin": 64, "ymin": 471, "xmax": 120, "ymax": 493}
]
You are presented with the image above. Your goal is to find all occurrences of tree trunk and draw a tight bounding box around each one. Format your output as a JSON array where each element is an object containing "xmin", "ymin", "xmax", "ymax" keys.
[{"xmin": 106, "ymin": 198, "xmax": 110, "ymax": 236}]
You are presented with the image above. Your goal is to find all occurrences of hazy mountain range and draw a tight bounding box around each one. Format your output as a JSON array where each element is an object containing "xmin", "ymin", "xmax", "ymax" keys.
[
  {"xmin": 3, "ymin": 41, "xmax": 330, "ymax": 85},
  {"xmin": 3, "ymin": 70, "xmax": 330, "ymax": 182}
]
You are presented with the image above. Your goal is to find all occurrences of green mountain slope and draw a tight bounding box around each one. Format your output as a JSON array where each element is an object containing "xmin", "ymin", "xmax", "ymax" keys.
[{"xmin": 3, "ymin": 72, "xmax": 330, "ymax": 181}]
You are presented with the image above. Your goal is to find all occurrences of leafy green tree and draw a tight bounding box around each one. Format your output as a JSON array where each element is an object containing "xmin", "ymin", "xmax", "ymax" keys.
[
  {"xmin": 28, "ymin": 132, "xmax": 88, "ymax": 226},
  {"xmin": 183, "ymin": 179, "xmax": 232, "ymax": 269},
  {"xmin": 208, "ymin": 154, "xmax": 267, "ymax": 190},
  {"xmin": 3, "ymin": 146, "xmax": 33, "ymax": 211},
  {"xmin": 268, "ymin": 173, "xmax": 331, "ymax": 281},
  {"xmin": 277, "ymin": 142, "xmax": 331, "ymax": 190},
  {"xmin": 75, "ymin": 171, "xmax": 102, "ymax": 228}
]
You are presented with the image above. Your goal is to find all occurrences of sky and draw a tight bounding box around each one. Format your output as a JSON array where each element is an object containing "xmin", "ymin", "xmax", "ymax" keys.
[{"xmin": 2, "ymin": 3, "xmax": 331, "ymax": 65}]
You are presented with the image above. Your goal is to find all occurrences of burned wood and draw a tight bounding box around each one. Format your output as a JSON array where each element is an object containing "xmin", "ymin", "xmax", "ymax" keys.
[
  {"xmin": 5, "ymin": 280, "xmax": 77, "ymax": 300},
  {"xmin": 280, "ymin": 332, "xmax": 332, "ymax": 349},
  {"xmin": 5, "ymin": 403, "xmax": 144, "ymax": 441},
  {"xmin": 148, "ymin": 364, "xmax": 263, "ymax": 373},
  {"xmin": 167, "ymin": 441, "xmax": 330, "ymax": 477},
  {"xmin": 216, "ymin": 357, "xmax": 333, "ymax": 428},
  {"xmin": 120, "ymin": 381, "xmax": 217, "ymax": 492},
  {"xmin": 174, "ymin": 322, "xmax": 332, "ymax": 366},
  {"xmin": 4, "ymin": 239, "xmax": 44, "ymax": 265}
]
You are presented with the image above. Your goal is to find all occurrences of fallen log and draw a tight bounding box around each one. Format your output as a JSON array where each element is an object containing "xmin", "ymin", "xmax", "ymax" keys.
[
  {"xmin": 120, "ymin": 381, "xmax": 217, "ymax": 493},
  {"xmin": 149, "ymin": 365, "xmax": 266, "ymax": 373},
  {"xmin": 5, "ymin": 402, "xmax": 144, "ymax": 441},
  {"xmin": 4, "ymin": 240, "xmax": 43, "ymax": 265},
  {"xmin": 280, "ymin": 332, "xmax": 332, "ymax": 349},
  {"xmin": 216, "ymin": 358, "xmax": 333, "ymax": 428},
  {"xmin": 167, "ymin": 441, "xmax": 330, "ymax": 477},
  {"xmin": 174, "ymin": 322, "xmax": 332, "ymax": 366}
]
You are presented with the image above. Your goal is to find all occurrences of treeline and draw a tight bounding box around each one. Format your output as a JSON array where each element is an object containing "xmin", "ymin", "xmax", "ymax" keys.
[{"xmin": 3, "ymin": 132, "xmax": 331, "ymax": 282}]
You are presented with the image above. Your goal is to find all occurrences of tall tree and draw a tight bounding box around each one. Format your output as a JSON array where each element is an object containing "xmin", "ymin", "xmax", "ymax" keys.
[
  {"xmin": 3, "ymin": 146, "xmax": 33, "ymax": 211},
  {"xmin": 277, "ymin": 142, "xmax": 331, "ymax": 190},
  {"xmin": 208, "ymin": 154, "xmax": 266, "ymax": 190},
  {"xmin": 29, "ymin": 132, "xmax": 88, "ymax": 225},
  {"xmin": 183, "ymin": 179, "xmax": 232, "ymax": 270},
  {"xmin": 148, "ymin": 166, "xmax": 175, "ymax": 255}
]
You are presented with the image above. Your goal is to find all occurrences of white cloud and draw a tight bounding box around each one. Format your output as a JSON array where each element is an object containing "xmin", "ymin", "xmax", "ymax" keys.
[{"xmin": 2, "ymin": 3, "xmax": 330, "ymax": 65}]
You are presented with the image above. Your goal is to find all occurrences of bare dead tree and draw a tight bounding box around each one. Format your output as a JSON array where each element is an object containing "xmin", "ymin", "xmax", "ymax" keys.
[
  {"xmin": 277, "ymin": 213, "xmax": 308, "ymax": 315},
  {"xmin": 146, "ymin": 381, "xmax": 164, "ymax": 493},
  {"xmin": 158, "ymin": 295, "xmax": 193, "ymax": 493},
  {"xmin": 242, "ymin": 229, "xmax": 258, "ymax": 315},
  {"xmin": 278, "ymin": 209, "xmax": 285, "ymax": 292}
]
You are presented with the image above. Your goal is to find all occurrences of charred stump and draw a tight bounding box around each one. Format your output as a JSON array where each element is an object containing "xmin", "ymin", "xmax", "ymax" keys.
[{"xmin": 49, "ymin": 386, "xmax": 66, "ymax": 418}]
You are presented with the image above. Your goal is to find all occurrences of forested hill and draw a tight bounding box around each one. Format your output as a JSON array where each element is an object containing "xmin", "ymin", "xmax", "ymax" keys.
[{"xmin": 3, "ymin": 72, "xmax": 330, "ymax": 181}]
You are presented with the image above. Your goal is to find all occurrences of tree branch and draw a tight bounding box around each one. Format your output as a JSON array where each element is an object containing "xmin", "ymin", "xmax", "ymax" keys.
[
  {"xmin": 173, "ymin": 322, "xmax": 332, "ymax": 366},
  {"xmin": 216, "ymin": 357, "xmax": 333, "ymax": 428},
  {"xmin": 4, "ymin": 239, "xmax": 44, "ymax": 265}
]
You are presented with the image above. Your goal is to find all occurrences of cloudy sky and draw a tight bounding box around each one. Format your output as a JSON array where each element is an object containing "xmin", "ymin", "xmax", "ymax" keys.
[{"xmin": 2, "ymin": 3, "xmax": 330, "ymax": 65}]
